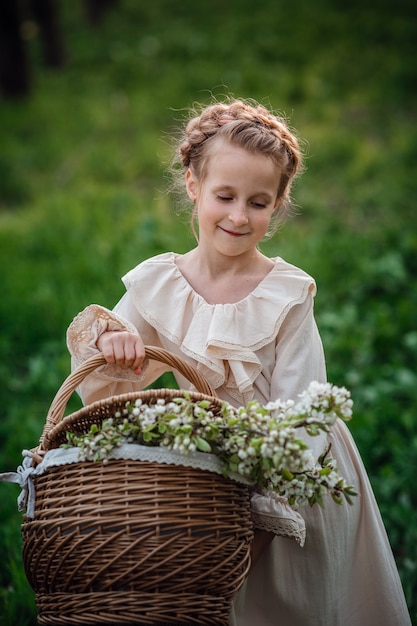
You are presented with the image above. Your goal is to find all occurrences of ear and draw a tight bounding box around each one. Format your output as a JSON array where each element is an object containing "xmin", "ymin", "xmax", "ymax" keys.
[{"xmin": 185, "ymin": 168, "xmax": 198, "ymax": 203}]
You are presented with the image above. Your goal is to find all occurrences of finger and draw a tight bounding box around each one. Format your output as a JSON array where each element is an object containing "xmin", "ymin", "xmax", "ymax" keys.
[
  {"xmin": 123, "ymin": 342, "xmax": 139, "ymax": 368},
  {"xmin": 97, "ymin": 332, "xmax": 120, "ymax": 364},
  {"xmin": 109, "ymin": 337, "xmax": 127, "ymax": 366},
  {"xmin": 101, "ymin": 341, "xmax": 117, "ymax": 364},
  {"xmin": 131, "ymin": 340, "xmax": 146, "ymax": 372}
]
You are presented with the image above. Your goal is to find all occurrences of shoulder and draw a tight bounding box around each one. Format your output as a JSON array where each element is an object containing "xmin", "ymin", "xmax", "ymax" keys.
[
  {"xmin": 122, "ymin": 252, "xmax": 177, "ymax": 288},
  {"xmin": 272, "ymin": 256, "xmax": 316, "ymax": 283},
  {"xmin": 267, "ymin": 256, "xmax": 317, "ymax": 299}
]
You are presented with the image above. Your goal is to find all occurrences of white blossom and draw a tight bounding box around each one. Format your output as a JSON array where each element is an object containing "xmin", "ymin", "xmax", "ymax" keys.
[{"xmin": 63, "ymin": 384, "xmax": 357, "ymax": 508}]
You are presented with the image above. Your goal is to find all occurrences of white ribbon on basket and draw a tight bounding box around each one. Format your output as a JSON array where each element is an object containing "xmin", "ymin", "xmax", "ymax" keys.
[
  {"xmin": 0, "ymin": 444, "xmax": 253, "ymax": 519},
  {"xmin": 0, "ymin": 450, "xmax": 38, "ymax": 517}
]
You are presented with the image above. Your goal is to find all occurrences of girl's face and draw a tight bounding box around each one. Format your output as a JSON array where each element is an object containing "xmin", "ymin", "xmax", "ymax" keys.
[{"xmin": 185, "ymin": 138, "xmax": 281, "ymax": 259}]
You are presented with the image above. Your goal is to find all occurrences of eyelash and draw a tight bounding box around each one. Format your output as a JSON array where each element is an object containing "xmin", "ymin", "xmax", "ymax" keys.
[{"xmin": 217, "ymin": 196, "xmax": 266, "ymax": 209}]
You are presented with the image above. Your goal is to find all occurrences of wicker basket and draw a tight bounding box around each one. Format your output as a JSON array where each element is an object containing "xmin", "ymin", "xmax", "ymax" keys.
[{"xmin": 22, "ymin": 347, "xmax": 253, "ymax": 626}]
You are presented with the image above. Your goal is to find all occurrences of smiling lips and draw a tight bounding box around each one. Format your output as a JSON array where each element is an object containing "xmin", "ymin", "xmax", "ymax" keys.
[{"xmin": 219, "ymin": 226, "xmax": 249, "ymax": 237}]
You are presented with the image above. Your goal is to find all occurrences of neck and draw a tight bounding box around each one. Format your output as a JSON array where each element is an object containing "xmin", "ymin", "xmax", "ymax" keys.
[
  {"xmin": 176, "ymin": 246, "xmax": 274, "ymax": 305},
  {"xmin": 191, "ymin": 245, "xmax": 266, "ymax": 278}
]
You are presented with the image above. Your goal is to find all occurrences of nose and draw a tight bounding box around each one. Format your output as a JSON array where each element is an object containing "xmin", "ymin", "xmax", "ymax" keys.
[{"xmin": 228, "ymin": 203, "xmax": 248, "ymax": 226}]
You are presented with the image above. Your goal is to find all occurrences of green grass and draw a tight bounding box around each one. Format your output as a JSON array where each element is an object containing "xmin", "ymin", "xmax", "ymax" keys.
[{"xmin": 1, "ymin": 0, "xmax": 416, "ymax": 623}]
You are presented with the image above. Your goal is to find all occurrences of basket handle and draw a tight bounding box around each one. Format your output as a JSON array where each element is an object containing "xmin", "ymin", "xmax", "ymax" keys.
[{"xmin": 45, "ymin": 346, "xmax": 216, "ymax": 430}]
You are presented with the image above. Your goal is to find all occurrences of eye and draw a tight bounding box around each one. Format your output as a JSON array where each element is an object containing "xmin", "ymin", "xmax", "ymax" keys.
[
  {"xmin": 217, "ymin": 195, "xmax": 233, "ymax": 202},
  {"xmin": 251, "ymin": 201, "xmax": 267, "ymax": 209}
]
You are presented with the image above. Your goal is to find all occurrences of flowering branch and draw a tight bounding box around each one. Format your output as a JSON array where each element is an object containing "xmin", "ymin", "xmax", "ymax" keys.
[{"xmin": 63, "ymin": 382, "xmax": 358, "ymax": 508}]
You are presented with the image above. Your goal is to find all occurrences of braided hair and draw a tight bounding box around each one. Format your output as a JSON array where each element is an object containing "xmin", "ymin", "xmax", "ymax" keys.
[{"xmin": 171, "ymin": 98, "xmax": 304, "ymax": 235}]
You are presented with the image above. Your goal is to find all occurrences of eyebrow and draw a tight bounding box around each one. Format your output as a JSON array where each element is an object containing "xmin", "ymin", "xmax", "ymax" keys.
[{"xmin": 213, "ymin": 184, "xmax": 234, "ymax": 191}]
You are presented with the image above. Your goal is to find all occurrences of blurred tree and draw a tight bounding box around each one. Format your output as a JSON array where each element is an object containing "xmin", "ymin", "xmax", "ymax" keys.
[
  {"xmin": 0, "ymin": 0, "xmax": 120, "ymax": 99},
  {"xmin": 0, "ymin": 0, "xmax": 31, "ymax": 97},
  {"xmin": 84, "ymin": 0, "xmax": 120, "ymax": 27},
  {"xmin": 31, "ymin": 0, "xmax": 66, "ymax": 68},
  {"xmin": 0, "ymin": 0, "xmax": 65, "ymax": 98}
]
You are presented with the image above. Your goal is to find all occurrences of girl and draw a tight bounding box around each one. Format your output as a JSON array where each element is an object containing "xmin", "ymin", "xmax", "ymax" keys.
[{"xmin": 67, "ymin": 98, "xmax": 411, "ymax": 625}]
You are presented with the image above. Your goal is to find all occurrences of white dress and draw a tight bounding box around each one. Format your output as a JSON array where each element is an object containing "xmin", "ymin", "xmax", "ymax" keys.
[{"xmin": 67, "ymin": 252, "xmax": 411, "ymax": 626}]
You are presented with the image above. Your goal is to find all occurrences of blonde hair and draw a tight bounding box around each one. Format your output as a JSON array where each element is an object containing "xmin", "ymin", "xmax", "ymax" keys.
[{"xmin": 170, "ymin": 98, "xmax": 304, "ymax": 235}]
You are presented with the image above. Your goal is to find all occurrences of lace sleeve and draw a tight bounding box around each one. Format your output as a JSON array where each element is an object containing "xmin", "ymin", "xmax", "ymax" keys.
[
  {"xmin": 250, "ymin": 491, "xmax": 306, "ymax": 546},
  {"xmin": 66, "ymin": 304, "xmax": 142, "ymax": 382}
]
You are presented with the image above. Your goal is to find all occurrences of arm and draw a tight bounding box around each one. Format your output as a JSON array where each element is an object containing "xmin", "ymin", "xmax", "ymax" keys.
[
  {"xmin": 66, "ymin": 295, "xmax": 167, "ymax": 405},
  {"xmin": 271, "ymin": 290, "xmax": 327, "ymax": 402},
  {"xmin": 248, "ymin": 292, "xmax": 325, "ymax": 561}
]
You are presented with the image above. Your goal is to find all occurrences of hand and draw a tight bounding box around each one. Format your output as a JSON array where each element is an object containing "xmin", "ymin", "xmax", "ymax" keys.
[{"xmin": 97, "ymin": 331, "xmax": 146, "ymax": 375}]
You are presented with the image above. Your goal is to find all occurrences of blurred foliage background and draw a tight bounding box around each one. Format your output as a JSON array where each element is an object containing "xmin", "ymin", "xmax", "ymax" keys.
[{"xmin": 0, "ymin": 0, "xmax": 416, "ymax": 623}]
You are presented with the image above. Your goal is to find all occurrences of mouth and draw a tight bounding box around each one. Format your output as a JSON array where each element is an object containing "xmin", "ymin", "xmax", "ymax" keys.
[{"xmin": 219, "ymin": 227, "xmax": 248, "ymax": 237}]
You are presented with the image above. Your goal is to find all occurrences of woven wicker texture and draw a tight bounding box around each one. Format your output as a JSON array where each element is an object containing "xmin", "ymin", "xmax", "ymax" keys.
[
  {"xmin": 23, "ymin": 348, "xmax": 253, "ymax": 625},
  {"xmin": 35, "ymin": 591, "xmax": 231, "ymax": 625}
]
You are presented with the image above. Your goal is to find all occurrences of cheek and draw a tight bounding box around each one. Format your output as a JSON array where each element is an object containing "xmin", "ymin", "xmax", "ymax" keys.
[
  {"xmin": 257, "ymin": 212, "xmax": 274, "ymax": 232},
  {"xmin": 197, "ymin": 195, "xmax": 221, "ymax": 221}
]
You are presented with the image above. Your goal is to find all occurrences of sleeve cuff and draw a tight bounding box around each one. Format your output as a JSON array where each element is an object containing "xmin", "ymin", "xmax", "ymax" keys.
[
  {"xmin": 66, "ymin": 304, "xmax": 145, "ymax": 382},
  {"xmin": 250, "ymin": 491, "xmax": 306, "ymax": 546}
]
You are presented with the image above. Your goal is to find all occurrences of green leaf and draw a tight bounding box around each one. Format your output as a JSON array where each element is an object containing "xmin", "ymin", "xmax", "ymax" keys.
[
  {"xmin": 195, "ymin": 437, "xmax": 212, "ymax": 452},
  {"xmin": 282, "ymin": 468, "xmax": 294, "ymax": 481},
  {"xmin": 319, "ymin": 467, "xmax": 332, "ymax": 476}
]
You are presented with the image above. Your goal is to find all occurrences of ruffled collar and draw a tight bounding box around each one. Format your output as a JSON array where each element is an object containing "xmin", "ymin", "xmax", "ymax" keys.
[{"xmin": 123, "ymin": 252, "xmax": 316, "ymax": 403}]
